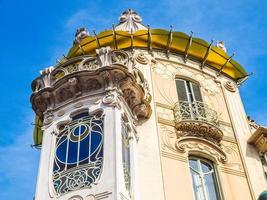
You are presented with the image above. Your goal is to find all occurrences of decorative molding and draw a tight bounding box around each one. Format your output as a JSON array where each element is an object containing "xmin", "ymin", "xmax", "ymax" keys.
[
  {"xmin": 219, "ymin": 167, "xmax": 246, "ymax": 177},
  {"xmin": 224, "ymin": 81, "xmax": 236, "ymax": 92},
  {"xmin": 135, "ymin": 53, "xmax": 149, "ymax": 65},
  {"xmin": 221, "ymin": 142, "xmax": 243, "ymax": 171},
  {"xmin": 102, "ymin": 89, "xmax": 121, "ymax": 108},
  {"xmin": 85, "ymin": 191, "xmax": 112, "ymax": 200},
  {"xmin": 156, "ymin": 102, "xmax": 173, "ymax": 110},
  {"xmin": 175, "ymin": 120, "xmax": 223, "ymax": 145},
  {"xmin": 30, "ymin": 48, "xmax": 151, "ymax": 123},
  {"xmin": 175, "ymin": 137, "xmax": 227, "ymax": 163},
  {"xmin": 43, "ymin": 110, "xmax": 54, "ymax": 126},
  {"xmin": 157, "ymin": 117, "xmax": 175, "ymax": 127},
  {"xmin": 222, "ymin": 136, "xmax": 236, "ymax": 143},
  {"xmin": 159, "ymin": 123, "xmax": 243, "ymax": 173},
  {"xmin": 69, "ymin": 195, "xmax": 83, "ymax": 200},
  {"xmin": 57, "ymin": 110, "xmax": 65, "ymax": 117},
  {"xmin": 161, "ymin": 151, "xmax": 187, "ymax": 162},
  {"xmin": 73, "ymin": 102, "xmax": 83, "ymax": 108},
  {"xmin": 96, "ymin": 47, "xmax": 113, "ymax": 67},
  {"xmin": 160, "ymin": 124, "xmax": 177, "ymax": 153}
]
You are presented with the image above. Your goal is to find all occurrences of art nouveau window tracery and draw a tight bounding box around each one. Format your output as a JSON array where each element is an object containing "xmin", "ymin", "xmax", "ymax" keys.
[
  {"xmin": 53, "ymin": 111, "xmax": 104, "ymax": 195},
  {"xmin": 189, "ymin": 157, "xmax": 221, "ymax": 200}
]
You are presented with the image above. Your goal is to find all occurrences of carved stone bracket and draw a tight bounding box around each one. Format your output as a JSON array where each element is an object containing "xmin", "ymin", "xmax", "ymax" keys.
[
  {"xmin": 175, "ymin": 120, "xmax": 223, "ymax": 146},
  {"xmin": 175, "ymin": 136, "xmax": 227, "ymax": 163}
]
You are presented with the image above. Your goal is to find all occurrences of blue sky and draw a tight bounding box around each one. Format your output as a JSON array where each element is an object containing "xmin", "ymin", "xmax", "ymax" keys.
[{"xmin": 0, "ymin": 0, "xmax": 266, "ymax": 199}]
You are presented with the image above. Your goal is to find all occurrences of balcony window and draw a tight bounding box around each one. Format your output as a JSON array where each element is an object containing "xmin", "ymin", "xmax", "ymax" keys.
[
  {"xmin": 175, "ymin": 79, "xmax": 218, "ymax": 125},
  {"xmin": 175, "ymin": 79, "xmax": 202, "ymax": 103},
  {"xmin": 189, "ymin": 157, "xmax": 221, "ymax": 200}
]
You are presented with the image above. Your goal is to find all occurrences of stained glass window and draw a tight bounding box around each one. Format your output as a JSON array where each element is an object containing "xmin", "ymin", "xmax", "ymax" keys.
[
  {"xmin": 53, "ymin": 112, "xmax": 104, "ymax": 195},
  {"xmin": 189, "ymin": 157, "xmax": 221, "ymax": 200}
]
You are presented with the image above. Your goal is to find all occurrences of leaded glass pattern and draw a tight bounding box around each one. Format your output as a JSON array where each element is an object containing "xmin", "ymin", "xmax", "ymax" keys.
[
  {"xmin": 53, "ymin": 112, "xmax": 104, "ymax": 195},
  {"xmin": 189, "ymin": 157, "xmax": 220, "ymax": 200}
]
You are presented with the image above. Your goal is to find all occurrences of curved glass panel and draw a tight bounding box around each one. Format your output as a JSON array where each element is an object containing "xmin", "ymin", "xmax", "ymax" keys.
[
  {"xmin": 189, "ymin": 157, "xmax": 220, "ymax": 200},
  {"xmin": 53, "ymin": 112, "xmax": 104, "ymax": 195}
]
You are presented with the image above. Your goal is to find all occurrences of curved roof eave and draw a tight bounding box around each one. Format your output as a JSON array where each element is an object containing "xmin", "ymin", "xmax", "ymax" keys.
[{"xmin": 67, "ymin": 29, "xmax": 247, "ymax": 81}]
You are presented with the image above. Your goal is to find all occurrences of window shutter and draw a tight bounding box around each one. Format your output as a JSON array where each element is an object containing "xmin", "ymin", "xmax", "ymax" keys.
[
  {"xmin": 192, "ymin": 83, "xmax": 202, "ymax": 102},
  {"xmin": 176, "ymin": 79, "xmax": 188, "ymax": 101}
]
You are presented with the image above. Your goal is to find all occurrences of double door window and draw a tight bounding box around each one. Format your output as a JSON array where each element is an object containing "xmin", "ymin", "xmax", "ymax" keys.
[{"xmin": 175, "ymin": 79, "xmax": 203, "ymax": 120}]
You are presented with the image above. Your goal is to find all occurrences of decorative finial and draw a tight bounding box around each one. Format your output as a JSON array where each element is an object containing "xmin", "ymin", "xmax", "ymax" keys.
[
  {"xmin": 73, "ymin": 27, "xmax": 89, "ymax": 44},
  {"xmin": 115, "ymin": 9, "xmax": 147, "ymax": 33},
  {"xmin": 216, "ymin": 41, "xmax": 227, "ymax": 52}
]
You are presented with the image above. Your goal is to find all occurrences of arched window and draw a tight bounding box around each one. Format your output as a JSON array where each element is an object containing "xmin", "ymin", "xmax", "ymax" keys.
[
  {"xmin": 189, "ymin": 157, "xmax": 221, "ymax": 200},
  {"xmin": 53, "ymin": 112, "xmax": 104, "ymax": 195}
]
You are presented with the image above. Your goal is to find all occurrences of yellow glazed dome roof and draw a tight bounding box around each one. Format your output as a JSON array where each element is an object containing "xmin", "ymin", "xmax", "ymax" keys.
[{"xmin": 66, "ymin": 9, "xmax": 247, "ymax": 81}]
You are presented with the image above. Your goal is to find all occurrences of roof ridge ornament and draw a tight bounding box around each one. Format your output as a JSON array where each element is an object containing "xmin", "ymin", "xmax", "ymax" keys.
[
  {"xmin": 115, "ymin": 9, "xmax": 148, "ymax": 33},
  {"xmin": 73, "ymin": 28, "xmax": 89, "ymax": 44},
  {"xmin": 216, "ymin": 41, "xmax": 227, "ymax": 52}
]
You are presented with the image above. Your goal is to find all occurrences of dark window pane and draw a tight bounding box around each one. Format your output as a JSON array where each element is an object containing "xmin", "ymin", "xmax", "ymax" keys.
[
  {"xmin": 67, "ymin": 141, "xmax": 78, "ymax": 164},
  {"xmin": 192, "ymin": 82, "xmax": 202, "ymax": 102},
  {"xmin": 201, "ymin": 160, "xmax": 212, "ymax": 173},
  {"xmin": 176, "ymin": 79, "xmax": 188, "ymax": 101}
]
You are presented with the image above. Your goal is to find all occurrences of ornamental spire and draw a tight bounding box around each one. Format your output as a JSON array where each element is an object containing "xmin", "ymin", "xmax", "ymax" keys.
[{"xmin": 115, "ymin": 9, "xmax": 148, "ymax": 33}]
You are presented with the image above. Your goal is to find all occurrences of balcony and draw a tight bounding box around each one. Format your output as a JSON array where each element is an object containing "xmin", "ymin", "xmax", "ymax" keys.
[{"xmin": 174, "ymin": 101, "xmax": 223, "ymax": 145}]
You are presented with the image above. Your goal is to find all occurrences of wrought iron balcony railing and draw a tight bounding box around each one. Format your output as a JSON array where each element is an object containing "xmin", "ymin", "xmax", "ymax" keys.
[{"xmin": 174, "ymin": 101, "xmax": 219, "ymax": 126}]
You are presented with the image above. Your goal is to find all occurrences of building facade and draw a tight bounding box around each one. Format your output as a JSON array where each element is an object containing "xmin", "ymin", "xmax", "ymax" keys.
[{"xmin": 30, "ymin": 9, "xmax": 267, "ymax": 200}]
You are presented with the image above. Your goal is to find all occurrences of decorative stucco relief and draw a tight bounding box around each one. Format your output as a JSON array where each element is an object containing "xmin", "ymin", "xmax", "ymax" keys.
[
  {"xmin": 85, "ymin": 191, "xmax": 112, "ymax": 200},
  {"xmin": 159, "ymin": 124, "xmax": 243, "ymax": 172},
  {"xmin": 68, "ymin": 195, "xmax": 83, "ymax": 200},
  {"xmin": 134, "ymin": 52, "xmax": 149, "ymax": 65},
  {"xmin": 175, "ymin": 137, "xmax": 227, "ymax": 163},
  {"xmin": 221, "ymin": 141, "xmax": 243, "ymax": 171},
  {"xmin": 224, "ymin": 80, "xmax": 236, "ymax": 92},
  {"xmin": 151, "ymin": 58, "xmax": 227, "ymax": 123}
]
